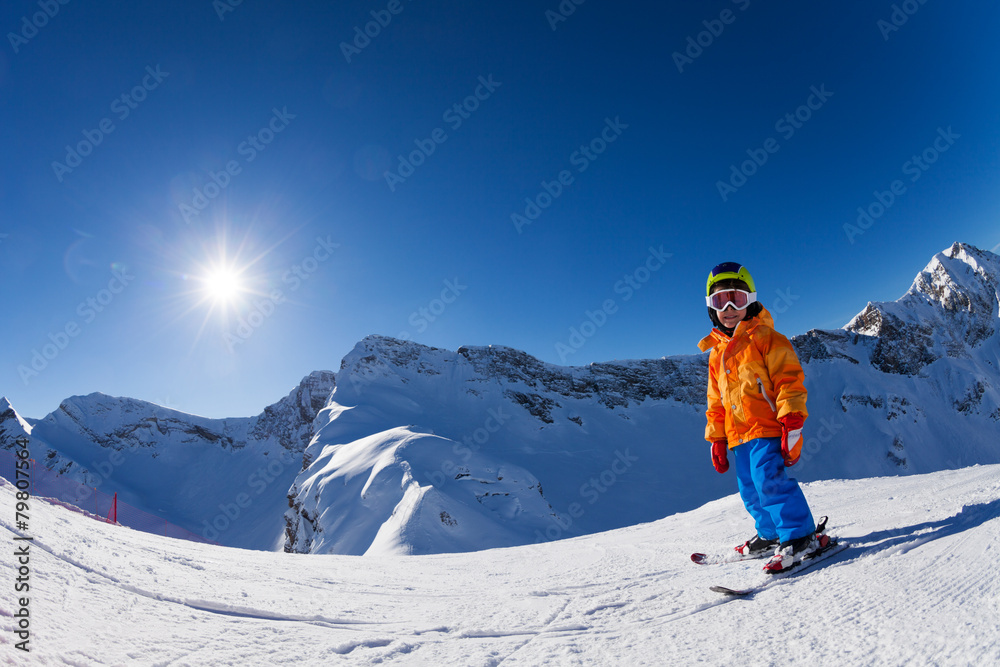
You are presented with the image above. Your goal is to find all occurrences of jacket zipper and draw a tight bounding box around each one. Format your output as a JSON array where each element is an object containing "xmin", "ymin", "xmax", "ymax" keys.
[
  {"xmin": 756, "ymin": 376, "xmax": 777, "ymax": 414},
  {"xmin": 721, "ymin": 340, "xmax": 733, "ymax": 409}
]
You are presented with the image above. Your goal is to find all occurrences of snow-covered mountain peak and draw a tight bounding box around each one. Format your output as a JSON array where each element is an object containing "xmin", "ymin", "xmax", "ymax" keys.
[
  {"xmin": 54, "ymin": 392, "xmax": 194, "ymax": 437},
  {"xmin": 337, "ymin": 335, "xmax": 453, "ymax": 392},
  {"xmin": 0, "ymin": 396, "xmax": 32, "ymax": 442},
  {"xmin": 40, "ymin": 369, "xmax": 335, "ymax": 457},
  {"xmin": 848, "ymin": 242, "xmax": 999, "ymax": 337},
  {"xmin": 841, "ymin": 242, "xmax": 999, "ymax": 375},
  {"xmin": 906, "ymin": 241, "xmax": 999, "ymax": 323}
]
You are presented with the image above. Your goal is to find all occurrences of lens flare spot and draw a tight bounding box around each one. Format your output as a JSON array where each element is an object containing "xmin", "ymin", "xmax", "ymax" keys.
[{"xmin": 202, "ymin": 268, "xmax": 242, "ymax": 303}]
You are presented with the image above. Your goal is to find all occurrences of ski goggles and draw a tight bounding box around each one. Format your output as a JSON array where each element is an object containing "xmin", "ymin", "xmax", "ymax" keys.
[{"xmin": 706, "ymin": 289, "xmax": 757, "ymax": 312}]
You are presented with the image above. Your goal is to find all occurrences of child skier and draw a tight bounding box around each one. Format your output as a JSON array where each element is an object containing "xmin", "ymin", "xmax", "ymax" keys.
[{"xmin": 697, "ymin": 261, "xmax": 828, "ymax": 573}]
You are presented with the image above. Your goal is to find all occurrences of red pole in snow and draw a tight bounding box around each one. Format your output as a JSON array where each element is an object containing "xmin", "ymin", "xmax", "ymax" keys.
[{"xmin": 107, "ymin": 493, "xmax": 117, "ymax": 524}]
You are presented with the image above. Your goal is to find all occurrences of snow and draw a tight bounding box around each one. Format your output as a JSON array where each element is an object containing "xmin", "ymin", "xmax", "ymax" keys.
[
  {"xmin": 0, "ymin": 398, "xmax": 31, "ymax": 437},
  {"xmin": 4, "ymin": 464, "xmax": 999, "ymax": 665}
]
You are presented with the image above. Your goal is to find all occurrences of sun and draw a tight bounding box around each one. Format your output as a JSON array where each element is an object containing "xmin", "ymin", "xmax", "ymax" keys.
[{"xmin": 201, "ymin": 267, "xmax": 243, "ymax": 303}]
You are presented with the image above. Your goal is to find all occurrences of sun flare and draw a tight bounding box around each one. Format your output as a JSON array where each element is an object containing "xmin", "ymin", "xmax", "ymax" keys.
[{"xmin": 202, "ymin": 267, "xmax": 243, "ymax": 303}]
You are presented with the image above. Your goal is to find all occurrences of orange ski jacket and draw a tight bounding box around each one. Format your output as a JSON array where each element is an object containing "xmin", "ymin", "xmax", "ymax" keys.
[{"xmin": 697, "ymin": 307, "xmax": 808, "ymax": 448}]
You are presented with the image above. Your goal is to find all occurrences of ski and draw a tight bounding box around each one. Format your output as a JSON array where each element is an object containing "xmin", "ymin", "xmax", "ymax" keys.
[
  {"xmin": 709, "ymin": 538, "xmax": 847, "ymax": 597},
  {"xmin": 691, "ymin": 550, "xmax": 769, "ymax": 566},
  {"xmin": 710, "ymin": 584, "xmax": 755, "ymax": 596}
]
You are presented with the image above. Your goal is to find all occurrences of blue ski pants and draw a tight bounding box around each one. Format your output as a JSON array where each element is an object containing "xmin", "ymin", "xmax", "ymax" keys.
[{"xmin": 733, "ymin": 437, "xmax": 815, "ymax": 544}]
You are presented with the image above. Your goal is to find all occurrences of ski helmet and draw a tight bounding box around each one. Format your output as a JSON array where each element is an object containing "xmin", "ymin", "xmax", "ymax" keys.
[
  {"xmin": 706, "ymin": 261, "xmax": 756, "ymax": 296},
  {"xmin": 705, "ymin": 261, "xmax": 761, "ymax": 331}
]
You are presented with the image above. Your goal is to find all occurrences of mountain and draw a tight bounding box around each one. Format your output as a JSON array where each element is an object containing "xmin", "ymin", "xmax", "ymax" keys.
[
  {"xmin": 284, "ymin": 242, "xmax": 1000, "ymax": 556},
  {"xmin": 5, "ymin": 459, "xmax": 998, "ymax": 664},
  {"xmin": 788, "ymin": 242, "xmax": 1000, "ymax": 478},
  {"xmin": 0, "ymin": 370, "xmax": 334, "ymax": 550},
  {"xmin": 283, "ymin": 337, "xmax": 719, "ymax": 556},
  {"xmin": 0, "ymin": 396, "xmax": 32, "ymax": 442},
  {"xmin": 795, "ymin": 241, "xmax": 999, "ymax": 375}
]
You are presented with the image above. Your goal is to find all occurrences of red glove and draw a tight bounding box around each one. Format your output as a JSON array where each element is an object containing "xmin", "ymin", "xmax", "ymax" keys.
[
  {"xmin": 779, "ymin": 413, "xmax": 805, "ymax": 466},
  {"xmin": 711, "ymin": 440, "xmax": 729, "ymax": 473}
]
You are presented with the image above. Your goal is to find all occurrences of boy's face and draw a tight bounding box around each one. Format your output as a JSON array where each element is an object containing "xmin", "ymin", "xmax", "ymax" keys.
[
  {"xmin": 710, "ymin": 283, "xmax": 748, "ymax": 329},
  {"xmin": 716, "ymin": 303, "xmax": 747, "ymax": 329}
]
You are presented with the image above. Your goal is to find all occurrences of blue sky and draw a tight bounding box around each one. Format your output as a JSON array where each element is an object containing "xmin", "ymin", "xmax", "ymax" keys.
[{"xmin": 2, "ymin": 0, "xmax": 999, "ymax": 419}]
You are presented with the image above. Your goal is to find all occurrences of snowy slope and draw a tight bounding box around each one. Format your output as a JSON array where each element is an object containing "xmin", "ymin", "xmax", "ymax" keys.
[
  {"xmin": 1, "ymin": 371, "xmax": 334, "ymax": 550},
  {"xmin": 3, "ymin": 465, "xmax": 998, "ymax": 665}
]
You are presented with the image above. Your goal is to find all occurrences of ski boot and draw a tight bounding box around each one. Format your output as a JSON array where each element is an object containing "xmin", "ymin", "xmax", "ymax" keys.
[
  {"xmin": 735, "ymin": 534, "xmax": 779, "ymax": 559},
  {"xmin": 763, "ymin": 516, "xmax": 831, "ymax": 574}
]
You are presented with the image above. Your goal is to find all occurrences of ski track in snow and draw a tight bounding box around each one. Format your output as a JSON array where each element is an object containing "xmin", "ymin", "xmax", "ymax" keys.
[{"xmin": 2, "ymin": 467, "xmax": 999, "ymax": 665}]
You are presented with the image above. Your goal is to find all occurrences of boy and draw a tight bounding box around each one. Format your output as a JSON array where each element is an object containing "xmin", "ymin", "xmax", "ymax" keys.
[{"xmin": 697, "ymin": 261, "xmax": 828, "ymax": 573}]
